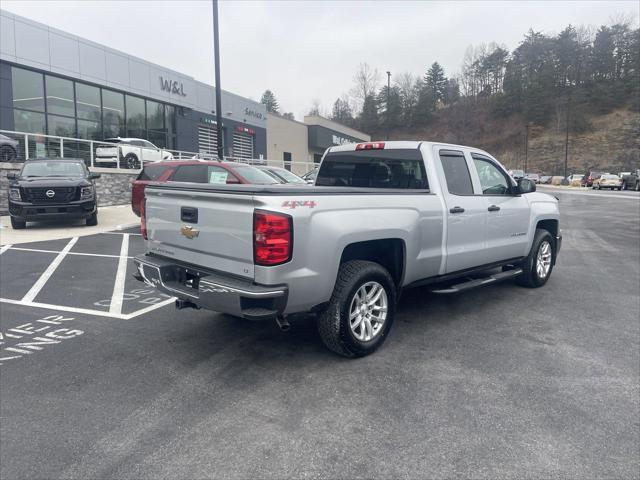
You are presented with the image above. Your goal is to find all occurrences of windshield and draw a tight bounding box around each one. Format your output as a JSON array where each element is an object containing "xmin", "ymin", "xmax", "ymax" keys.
[
  {"xmin": 602, "ymin": 175, "xmax": 618, "ymax": 179},
  {"xmin": 271, "ymin": 168, "xmax": 306, "ymax": 184},
  {"xmin": 21, "ymin": 161, "xmax": 86, "ymax": 177},
  {"xmin": 232, "ymin": 165, "xmax": 279, "ymax": 184}
]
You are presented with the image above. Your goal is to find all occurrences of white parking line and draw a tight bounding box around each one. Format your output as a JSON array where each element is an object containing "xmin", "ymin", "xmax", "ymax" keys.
[
  {"xmin": 0, "ymin": 245, "xmax": 12, "ymax": 255},
  {"xmin": 9, "ymin": 247, "xmax": 133, "ymax": 259},
  {"xmin": 0, "ymin": 297, "xmax": 175, "ymax": 320},
  {"xmin": 109, "ymin": 234, "xmax": 130, "ymax": 315},
  {"xmin": 21, "ymin": 237, "xmax": 78, "ymax": 303},
  {"xmin": 102, "ymin": 232, "xmax": 142, "ymax": 236}
]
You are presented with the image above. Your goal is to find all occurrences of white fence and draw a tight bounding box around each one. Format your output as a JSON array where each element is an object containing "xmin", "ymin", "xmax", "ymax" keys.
[{"xmin": 0, "ymin": 130, "xmax": 318, "ymax": 176}]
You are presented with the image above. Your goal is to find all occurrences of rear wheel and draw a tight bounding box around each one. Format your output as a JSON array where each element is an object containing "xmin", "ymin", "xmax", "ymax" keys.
[
  {"xmin": 86, "ymin": 211, "xmax": 98, "ymax": 226},
  {"xmin": 517, "ymin": 229, "xmax": 555, "ymax": 288},
  {"xmin": 10, "ymin": 217, "xmax": 26, "ymax": 229},
  {"xmin": 124, "ymin": 153, "xmax": 140, "ymax": 169},
  {"xmin": 317, "ymin": 260, "xmax": 397, "ymax": 357},
  {"xmin": 0, "ymin": 145, "xmax": 17, "ymax": 162}
]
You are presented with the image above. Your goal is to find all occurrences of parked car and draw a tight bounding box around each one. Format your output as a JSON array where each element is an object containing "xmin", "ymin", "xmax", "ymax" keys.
[
  {"xmin": 256, "ymin": 166, "xmax": 307, "ymax": 184},
  {"xmin": 621, "ymin": 169, "xmax": 640, "ymax": 191},
  {"xmin": 134, "ymin": 141, "xmax": 561, "ymax": 357},
  {"xmin": 566, "ymin": 174, "xmax": 584, "ymax": 186},
  {"xmin": 581, "ymin": 171, "xmax": 606, "ymax": 187},
  {"xmin": 7, "ymin": 158, "xmax": 100, "ymax": 229},
  {"xmin": 593, "ymin": 174, "xmax": 622, "ymax": 190},
  {"xmin": 130, "ymin": 160, "xmax": 278, "ymax": 216},
  {"xmin": 302, "ymin": 167, "xmax": 319, "ymax": 184},
  {"xmin": 0, "ymin": 133, "xmax": 19, "ymax": 162},
  {"xmin": 539, "ymin": 175, "xmax": 552, "ymax": 184},
  {"xmin": 525, "ymin": 173, "xmax": 540, "ymax": 183},
  {"xmin": 95, "ymin": 138, "xmax": 173, "ymax": 169},
  {"xmin": 508, "ymin": 169, "xmax": 525, "ymax": 179}
]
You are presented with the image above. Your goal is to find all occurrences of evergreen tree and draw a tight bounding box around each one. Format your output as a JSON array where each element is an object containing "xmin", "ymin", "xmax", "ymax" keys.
[
  {"xmin": 423, "ymin": 62, "xmax": 447, "ymax": 108},
  {"xmin": 358, "ymin": 95, "xmax": 379, "ymax": 133},
  {"xmin": 260, "ymin": 89, "xmax": 280, "ymax": 113},
  {"xmin": 331, "ymin": 98, "xmax": 354, "ymax": 126}
]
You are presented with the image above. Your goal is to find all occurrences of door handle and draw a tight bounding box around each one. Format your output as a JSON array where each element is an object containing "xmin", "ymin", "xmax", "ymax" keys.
[
  {"xmin": 181, "ymin": 206, "xmax": 198, "ymax": 223},
  {"xmin": 488, "ymin": 205, "xmax": 501, "ymax": 212},
  {"xmin": 449, "ymin": 206, "xmax": 465, "ymax": 214}
]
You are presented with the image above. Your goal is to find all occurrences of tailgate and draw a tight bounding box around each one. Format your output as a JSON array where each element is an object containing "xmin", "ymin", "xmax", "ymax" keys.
[{"xmin": 145, "ymin": 186, "xmax": 256, "ymax": 279}]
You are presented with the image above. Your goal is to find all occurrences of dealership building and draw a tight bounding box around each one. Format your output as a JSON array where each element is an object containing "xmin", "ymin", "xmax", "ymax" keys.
[{"xmin": 0, "ymin": 9, "xmax": 267, "ymax": 159}]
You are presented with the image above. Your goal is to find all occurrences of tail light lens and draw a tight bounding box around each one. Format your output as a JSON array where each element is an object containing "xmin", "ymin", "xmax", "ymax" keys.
[
  {"xmin": 140, "ymin": 199, "xmax": 148, "ymax": 240},
  {"xmin": 355, "ymin": 142, "xmax": 385, "ymax": 151},
  {"xmin": 254, "ymin": 210, "xmax": 292, "ymax": 266}
]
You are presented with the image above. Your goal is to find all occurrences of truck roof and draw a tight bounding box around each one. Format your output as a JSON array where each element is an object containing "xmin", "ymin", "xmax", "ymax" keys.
[{"xmin": 327, "ymin": 140, "xmax": 493, "ymax": 156}]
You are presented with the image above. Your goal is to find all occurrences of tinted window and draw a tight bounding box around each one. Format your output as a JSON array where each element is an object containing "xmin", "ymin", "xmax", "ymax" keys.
[
  {"xmin": 21, "ymin": 161, "xmax": 86, "ymax": 177},
  {"xmin": 317, "ymin": 149, "xmax": 428, "ymax": 189},
  {"xmin": 46, "ymin": 76, "xmax": 75, "ymax": 116},
  {"xmin": 137, "ymin": 164, "xmax": 170, "ymax": 181},
  {"xmin": 472, "ymin": 157, "xmax": 511, "ymax": 195},
  {"xmin": 102, "ymin": 89, "xmax": 125, "ymax": 137},
  {"xmin": 12, "ymin": 67, "xmax": 44, "ymax": 112},
  {"xmin": 232, "ymin": 165, "xmax": 280, "ymax": 184},
  {"xmin": 271, "ymin": 168, "xmax": 306, "ymax": 184},
  {"xmin": 172, "ymin": 165, "xmax": 207, "ymax": 183},
  {"xmin": 76, "ymin": 83, "xmax": 101, "ymax": 121},
  {"xmin": 439, "ymin": 151, "xmax": 473, "ymax": 195},
  {"xmin": 14, "ymin": 110, "xmax": 46, "ymax": 134},
  {"xmin": 47, "ymin": 114, "xmax": 76, "ymax": 137},
  {"xmin": 126, "ymin": 95, "xmax": 146, "ymax": 137}
]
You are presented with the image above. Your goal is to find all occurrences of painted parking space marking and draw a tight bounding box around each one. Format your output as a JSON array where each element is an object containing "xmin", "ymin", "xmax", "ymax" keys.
[
  {"xmin": 7, "ymin": 246, "xmax": 133, "ymax": 259},
  {"xmin": 0, "ymin": 314, "xmax": 83, "ymax": 366},
  {"xmin": 22, "ymin": 237, "xmax": 78, "ymax": 303},
  {"xmin": 109, "ymin": 234, "xmax": 130, "ymax": 315},
  {"xmin": 0, "ymin": 244, "xmax": 12, "ymax": 254}
]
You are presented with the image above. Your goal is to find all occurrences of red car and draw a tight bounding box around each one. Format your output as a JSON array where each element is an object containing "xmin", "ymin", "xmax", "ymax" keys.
[{"xmin": 131, "ymin": 160, "xmax": 278, "ymax": 216}]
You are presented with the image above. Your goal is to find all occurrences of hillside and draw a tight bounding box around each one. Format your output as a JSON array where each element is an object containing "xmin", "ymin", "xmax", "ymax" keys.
[{"xmin": 380, "ymin": 104, "xmax": 640, "ymax": 175}]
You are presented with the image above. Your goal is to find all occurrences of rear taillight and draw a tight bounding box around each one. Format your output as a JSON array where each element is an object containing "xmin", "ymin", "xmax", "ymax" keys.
[
  {"xmin": 140, "ymin": 199, "xmax": 148, "ymax": 240},
  {"xmin": 355, "ymin": 142, "xmax": 385, "ymax": 151},
  {"xmin": 254, "ymin": 210, "xmax": 292, "ymax": 266}
]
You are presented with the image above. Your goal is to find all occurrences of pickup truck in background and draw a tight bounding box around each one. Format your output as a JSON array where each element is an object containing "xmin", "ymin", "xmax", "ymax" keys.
[
  {"xmin": 621, "ymin": 169, "xmax": 640, "ymax": 191},
  {"xmin": 134, "ymin": 141, "xmax": 562, "ymax": 357}
]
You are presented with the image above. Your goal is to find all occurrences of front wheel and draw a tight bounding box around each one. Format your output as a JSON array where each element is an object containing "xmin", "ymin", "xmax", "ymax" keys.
[
  {"xmin": 10, "ymin": 217, "xmax": 26, "ymax": 229},
  {"xmin": 86, "ymin": 211, "xmax": 98, "ymax": 226},
  {"xmin": 517, "ymin": 229, "xmax": 555, "ymax": 288},
  {"xmin": 317, "ymin": 260, "xmax": 397, "ymax": 357},
  {"xmin": 636, "ymin": 182, "xmax": 640, "ymax": 191}
]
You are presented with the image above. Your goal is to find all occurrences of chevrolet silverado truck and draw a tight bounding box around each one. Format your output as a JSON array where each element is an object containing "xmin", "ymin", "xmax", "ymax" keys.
[{"xmin": 133, "ymin": 141, "xmax": 562, "ymax": 357}]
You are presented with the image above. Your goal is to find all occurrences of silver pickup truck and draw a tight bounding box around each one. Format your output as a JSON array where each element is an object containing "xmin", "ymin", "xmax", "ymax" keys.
[{"xmin": 134, "ymin": 141, "xmax": 561, "ymax": 357}]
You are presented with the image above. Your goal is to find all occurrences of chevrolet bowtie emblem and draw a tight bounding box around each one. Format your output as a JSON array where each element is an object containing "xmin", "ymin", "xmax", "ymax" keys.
[{"xmin": 180, "ymin": 225, "xmax": 200, "ymax": 239}]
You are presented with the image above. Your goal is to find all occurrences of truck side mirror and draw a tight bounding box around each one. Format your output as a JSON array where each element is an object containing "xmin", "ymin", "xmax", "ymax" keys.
[
  {"xmin": 6, "ymin": 172, "xmax": 17, "ymax": 180},
  {"xmin": 90, "ymin": 172, "xmax": 101, "ymax": 179},
  {"xmin": 517, "ymin": 177, "xmax": 536, "ymax": 194}
]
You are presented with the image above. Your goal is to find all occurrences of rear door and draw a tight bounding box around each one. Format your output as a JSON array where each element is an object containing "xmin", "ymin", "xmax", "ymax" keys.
[
  {"xmin": 434, "ymin": 148, "xmax": 487, "ymax": 273},
  {"xmin": 469, "ymin": 153, "xmax": 530, "ymax": 262}
]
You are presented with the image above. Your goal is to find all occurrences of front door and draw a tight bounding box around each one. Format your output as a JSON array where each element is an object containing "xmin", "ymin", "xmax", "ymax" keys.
[
  {"xmin": 435, "ymin": 148, "xmax": 487, "ymax": 273},
  {"xmin": 469, "ymin": 153, "xmax": 531, "ymax": 263}
]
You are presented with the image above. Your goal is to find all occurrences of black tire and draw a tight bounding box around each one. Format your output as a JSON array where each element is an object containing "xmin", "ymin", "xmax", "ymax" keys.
[
  {"xmin": 86, "ymin": 211, "xmax": 98, "ymax": 226},
  {"xmin": 621, "ymin": 182, "xmax": 627, "ymax": 190},
  {"xmin": 317, "ymin": 260, "xmax": 397, "ymax": 358},
  {"xmin": 10, "ymin": 217, "xmax": 26, "ymax": 229},
  {"xmin": 636, "ymin": 182, "xmax": 640, "ymax": 192},
  {"xmin": 0, "ymin": 145, "xmax": 17, "ymax": 162},
  {"xmin": 124, "ymin": 153, "xmax": 140, "ymax": 169},
  {"xmin": 517, "ymin": 229, "xmax": 555, "ymax": 288}
]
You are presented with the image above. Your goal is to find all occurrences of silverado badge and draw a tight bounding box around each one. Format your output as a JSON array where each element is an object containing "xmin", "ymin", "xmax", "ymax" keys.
[{"xmin": 180, "ymin": 225, "xmax": 200, "ymax": 239}]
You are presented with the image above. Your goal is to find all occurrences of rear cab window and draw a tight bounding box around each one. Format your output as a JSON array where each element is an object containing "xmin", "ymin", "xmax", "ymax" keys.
[
  {"xmin": 316, "ymin": 149, "xmax": 428, "ymax": 189},
  {"xmin": 439, "ymin": 150, "xmax": 473, "ymax": 195},
  {"xmin": 171, "ymin": 164, "xmax": 240, "ymax": 184},
  {"xmin": 137, "ymin": 164, "xmax": 170, "ymax": 181}
]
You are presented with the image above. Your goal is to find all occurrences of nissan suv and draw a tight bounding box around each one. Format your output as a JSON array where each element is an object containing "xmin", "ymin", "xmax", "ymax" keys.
[{"xmin": 7, "ymin": 158, "xmax": 100, "ymax": 229}]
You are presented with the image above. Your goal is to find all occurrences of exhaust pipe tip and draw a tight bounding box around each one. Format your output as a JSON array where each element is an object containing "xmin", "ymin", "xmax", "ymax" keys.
[{"xmin": 275, "ymin": 316, "xmax": 290, "ymax": 332}]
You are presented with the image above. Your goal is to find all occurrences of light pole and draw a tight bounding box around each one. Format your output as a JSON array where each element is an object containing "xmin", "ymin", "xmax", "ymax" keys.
[
  {"xmin": 386, "ymin": 71, "xmax": 391, "ymax": 140},
  {"xmin": 212, "ymin": 0, "xmax": 223, "ymax": 160},
  {"xmin": 524, "ymin": 123, "xmax": 529, "ymax": 173},
  {"xmin": 564, "ymin": 92, "xmax": 571, "ymax": 178}
]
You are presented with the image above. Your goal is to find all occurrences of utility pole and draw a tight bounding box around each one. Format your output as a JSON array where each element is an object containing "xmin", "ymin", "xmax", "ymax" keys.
[
  {"xmin": 212, "ymin": 0, "xmax": 224, "ymax": 160},
  {"xmin": 564, "ymin": 92, "xmax": 571, "ymax": 178},
  {"xmin": 524, "ymin": 124, "xmax": 529, "ymax": 173},
  {"xmin": 386, "ymin": 71, "xmax": 391, "ymax": 140}
]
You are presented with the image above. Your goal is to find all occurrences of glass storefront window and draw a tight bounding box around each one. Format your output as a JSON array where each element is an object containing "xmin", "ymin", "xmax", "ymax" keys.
[
  {"xmin": 12, "ymin": 67, "xmax": 45, "ymax": 112},
  {"xmin": 76, "ymin": 83, "xmax": 101, "ymax": 121},
  {"xmin": 147, "ymin": 100, "xmax": 164, "ymax": 131},
  {"xmin": 13, "ymin": 109, "xmax": 46, "ymax": 134},
  {"xmin": 46, "ymin": 75, "xmax": 75, "ymax": 117},
  {"xmin": 47, "ymin": 114, "xmax": 76, "ymax": 137},
  {"xmin": 166, "ymin": 105, "xmax": 176, "ymax": 137},
  {"xmin": 126, "ymin": 95, "xmax": 145, "ymax": 137},
  {"xmin": 147, "ymin": 130, "xmax": 166, "ymax": 148},
  {"xmin": 102, "ymin": 89, "xmax": 124, "ymax": 138},
  {"xmin": 77, "ymin": 119, "xmax": 102, "ymax": 140}
]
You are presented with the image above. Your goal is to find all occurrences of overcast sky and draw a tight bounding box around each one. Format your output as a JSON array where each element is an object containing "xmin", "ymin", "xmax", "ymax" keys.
[{"xmin": 3, "ymin": 0, "xmax": 638, "ymax": 119}]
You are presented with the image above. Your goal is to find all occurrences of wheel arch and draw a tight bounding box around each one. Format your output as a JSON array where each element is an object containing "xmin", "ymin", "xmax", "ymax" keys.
[{"xmin": 339, "ymin": 238, "xmax": 406, "ymax": 288}]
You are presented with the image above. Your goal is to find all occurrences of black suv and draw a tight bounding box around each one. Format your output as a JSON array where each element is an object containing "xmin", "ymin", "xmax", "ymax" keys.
[{"xmin": 7, "ymin": 158, "xmax": 100, "ymax": 229}]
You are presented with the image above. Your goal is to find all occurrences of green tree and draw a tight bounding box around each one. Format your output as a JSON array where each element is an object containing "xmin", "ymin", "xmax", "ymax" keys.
[
  {"xmin": 260, "ymin": 89, "xmax": 280, "ymax": 113},
  {"xmin": 331, "ymin": 98, "xmax": 354, "ymax": 126},
  {"xmin": 357, "ymin": 95, "xmax": 379, "ymax": 133},
  {"xmin": 423, "ymin": 62, "xmax": 447, "ymax": 108}
]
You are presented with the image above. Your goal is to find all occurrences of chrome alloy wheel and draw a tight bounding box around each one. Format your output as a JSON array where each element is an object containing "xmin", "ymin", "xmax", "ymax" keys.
[
  {"xmin": 536, "ymin": 240, "xmax": 552, "ymax": 279},
  {"xmin": 349, "ymin": 281, "xmax": 388, "ymax": 342}
]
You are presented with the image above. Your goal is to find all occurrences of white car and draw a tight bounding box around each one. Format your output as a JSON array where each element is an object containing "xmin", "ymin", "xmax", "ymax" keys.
[{"xmin": 95, "ymin": 138, "xmax": 173, "ymax": 169}]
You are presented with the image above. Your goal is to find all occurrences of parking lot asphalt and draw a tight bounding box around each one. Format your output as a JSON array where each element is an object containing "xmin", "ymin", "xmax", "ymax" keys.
[{"xmin": 1, "ymin": 190, "xmax": 638, "ymax": 479}]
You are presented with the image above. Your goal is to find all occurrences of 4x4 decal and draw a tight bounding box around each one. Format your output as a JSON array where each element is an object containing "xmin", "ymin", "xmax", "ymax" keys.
[{"xmin": 282, "ymin": 200, "xmax": 317, "ymax": 209}]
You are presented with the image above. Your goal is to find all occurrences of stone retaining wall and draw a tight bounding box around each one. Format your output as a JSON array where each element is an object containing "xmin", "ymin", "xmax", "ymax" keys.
[{"xmin": 0, "ymin": 163, "xmax": 136, "ymax": 214}]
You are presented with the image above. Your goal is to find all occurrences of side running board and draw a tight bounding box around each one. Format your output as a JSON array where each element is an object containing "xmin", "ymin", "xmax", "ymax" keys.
[{"xmin": 431, "ymin": 268, "xmax": 523, "ymax": 294}]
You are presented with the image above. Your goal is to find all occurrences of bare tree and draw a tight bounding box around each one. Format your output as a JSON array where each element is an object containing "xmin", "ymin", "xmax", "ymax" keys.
[
  {"xmin": 308, "ymin": 98, "xmax": 322, "ymax": 116},
  {"xmin": 350, "ymin": 63, "xmax": 381, "ymax": 112}
]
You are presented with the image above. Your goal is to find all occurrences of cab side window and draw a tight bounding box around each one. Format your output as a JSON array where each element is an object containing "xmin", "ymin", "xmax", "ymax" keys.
[
  {"xmin": 439, "ymin": 150, "xmax": 474, "ymax": 195},
  {"xmin": 472, "ymin": 155, "xmax": 511, "ymax": 195}
]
